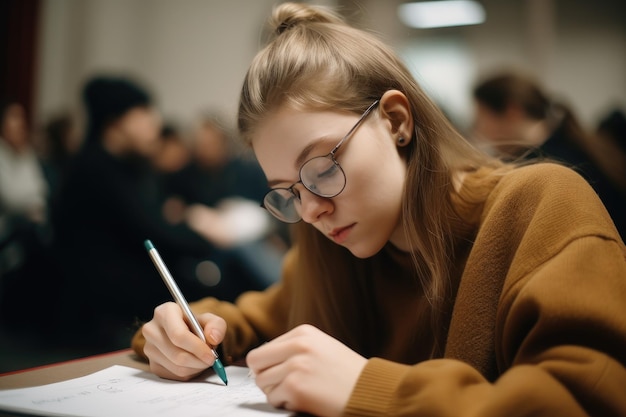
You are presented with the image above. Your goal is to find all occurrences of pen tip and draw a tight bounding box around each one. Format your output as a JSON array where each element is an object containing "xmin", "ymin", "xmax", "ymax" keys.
[
  {"xmin": 144, "ymin": 240, "xmax": 154, "ymax": 251},
  {"xmin": 213, "ymin": 358, "xmax": 228, "ymax": 386}
]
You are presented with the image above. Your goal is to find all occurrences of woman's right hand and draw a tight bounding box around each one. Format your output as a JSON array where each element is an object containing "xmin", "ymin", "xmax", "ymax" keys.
[{"xmin": 141, "ymin": 301, "xmax": 227, "ymax": 381}]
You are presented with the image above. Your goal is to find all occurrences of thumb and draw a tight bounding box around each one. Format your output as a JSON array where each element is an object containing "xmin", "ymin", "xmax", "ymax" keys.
[{"xmin": 207, "ymin": 327, "xmax": 224, "ymax": 346}]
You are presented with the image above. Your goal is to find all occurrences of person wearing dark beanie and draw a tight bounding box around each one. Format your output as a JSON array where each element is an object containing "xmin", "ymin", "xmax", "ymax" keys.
[
  {"xmin": 82, "ymin": 76, "xmax": 152, "ymax": 144},
  {"xmin": 47, "ymin": 75, "xmax": 217, "ymax": 352}
]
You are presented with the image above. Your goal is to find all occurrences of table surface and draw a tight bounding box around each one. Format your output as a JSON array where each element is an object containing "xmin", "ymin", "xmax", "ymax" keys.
[{"xmin": 0, "ymin": 349, "xmax": 149, "ymax": 390}]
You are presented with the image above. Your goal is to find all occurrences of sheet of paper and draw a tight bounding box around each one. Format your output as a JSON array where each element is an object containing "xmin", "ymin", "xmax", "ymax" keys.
[{"xmin": 0, "ymin": 365, "xmax": 293, "ymax": 417}]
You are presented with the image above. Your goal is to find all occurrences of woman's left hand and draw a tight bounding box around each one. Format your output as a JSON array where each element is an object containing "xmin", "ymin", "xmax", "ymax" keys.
[{"xmin": 246, "ymin": 324, "xmax": 367, "ymax": 417}]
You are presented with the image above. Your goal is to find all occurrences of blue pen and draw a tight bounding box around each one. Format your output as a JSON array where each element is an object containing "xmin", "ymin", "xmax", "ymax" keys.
[{"xmin": 144, "ymin": 239, "xmax": 228, "ymax": 385}]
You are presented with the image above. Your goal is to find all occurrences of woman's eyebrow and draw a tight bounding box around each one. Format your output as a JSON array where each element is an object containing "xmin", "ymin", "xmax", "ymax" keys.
[
  {"xmin": 295, "ymin": 135, "xmax": 339, "ymax": 168},
  {"xmin": 294, "ymin": 140, "xmax": 319, "ymax": 169},
  {"xmin": 266, "ymin": 137, "xmax": 336, "ymax": 188}
]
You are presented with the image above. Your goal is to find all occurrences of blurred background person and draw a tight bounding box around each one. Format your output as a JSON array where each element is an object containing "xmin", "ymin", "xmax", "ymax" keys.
[
  {"xmin": 595, "ymin": 108, "xmax": 626, "ymax": 153},
  {"xmin": 471, "ymin": 70, "xmax": 626, "ymax": 239},
  {"xmin": 152, "ymin": 123, "xmax": 191, "ymax": 176},
  {"xmin": 161, "ymin": 113, "xmax": 268, "ymax": 214},
  {"xmin": 155, "ymin": 113, "xmax": 286, "ymax": 299},
  {"xmin": 0, "ymin": 100, "xmax": 48, "ymax": 229},
  {"xmin": 0, "ymin": 100, "xmax": 49, "ymax": 302},
  {"xmin": 38, "ymin": 111, "xmax": 81, "ymax": 211},
  {"xmin": 151, "ymin": 123, "xmax": 193, "ymax": 225},
  {"xmin": 592, "ymin": 108, "xmax": 626, "ymax": 196},
  {"xmin": 47, "ymin": 75, "xmax": 219, "ymax": 352}
]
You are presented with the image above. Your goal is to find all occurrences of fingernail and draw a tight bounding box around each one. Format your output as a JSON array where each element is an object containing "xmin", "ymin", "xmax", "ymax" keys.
[{"xmin": 209, "ymin": 329, "xmax": 222, "ymax": 345}]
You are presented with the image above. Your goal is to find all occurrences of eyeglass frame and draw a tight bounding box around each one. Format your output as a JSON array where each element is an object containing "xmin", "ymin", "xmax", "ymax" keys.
[{"xmin": 261, "ymin": 99, "xmax": 380, "ymax": 223}]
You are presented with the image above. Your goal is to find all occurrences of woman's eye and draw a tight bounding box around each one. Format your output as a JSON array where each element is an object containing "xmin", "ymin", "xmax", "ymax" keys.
[{"xmin": 317, "ymin": 163, "xmax": 338, "ymax": 179}]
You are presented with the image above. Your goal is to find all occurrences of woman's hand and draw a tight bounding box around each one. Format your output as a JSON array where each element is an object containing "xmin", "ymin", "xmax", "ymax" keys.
[
  {"xmin": 246, "ymin": 324, "xmax": 367, "ymax": 417},
  {"xmin": 141, "ymin": 301, "xmax": 227, "ymax": 381}
]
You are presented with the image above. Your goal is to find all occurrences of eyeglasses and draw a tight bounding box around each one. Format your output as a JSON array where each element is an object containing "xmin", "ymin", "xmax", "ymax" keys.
[{"xmin": 262, "ymin": 99, "xmax": 380, "ymax": 223}]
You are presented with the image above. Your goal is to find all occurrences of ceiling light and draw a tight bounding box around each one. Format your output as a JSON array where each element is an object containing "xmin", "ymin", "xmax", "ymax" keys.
[{"xmin": 398, "ymin": 1, "xmax": 486, "ymax": 29}]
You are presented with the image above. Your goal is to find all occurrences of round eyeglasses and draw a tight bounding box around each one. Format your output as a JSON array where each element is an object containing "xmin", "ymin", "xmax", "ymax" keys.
[{"xmin": 262, "ymin": 99, "xmax": 380, "ymax": 223}]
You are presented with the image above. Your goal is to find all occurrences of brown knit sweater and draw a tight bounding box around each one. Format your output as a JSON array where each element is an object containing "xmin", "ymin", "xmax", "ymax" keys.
[{"xmin": 132, "ymin": 163, "xmax": 626, "ymax": 416}]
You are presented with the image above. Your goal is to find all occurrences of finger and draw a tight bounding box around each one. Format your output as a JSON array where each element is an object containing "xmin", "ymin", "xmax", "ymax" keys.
[
  {"xmin": 143, "ymin": 324, "xmax": 208, "ymax": 379},
  {"xmin": 259, "ymin": 371, "xmax": 302, "ymax": 412},
  {"xmin": 253, "ymin": 356, "xmax": 286, "ymax": 395},
  {"xmin": 258, "ymin": 361, "xmax": 322, "ymax": 415},
  {"xmin": 154, "ymin": 303, "xmax": 215, "ymax": 365},
  {"xmin": 252, "ymin": 363, "xmax": 288, "ymax": 410},
  {"xmin": 247, "ymin": 339, "xmax": 291, "ymax": 374},
  {"xmin": 162, "ymin": 318, "xmax": 216, "ymax": 365},
  {"xmin": 198, "ymin": 313, "xmax": 227, "ymax": 346}
]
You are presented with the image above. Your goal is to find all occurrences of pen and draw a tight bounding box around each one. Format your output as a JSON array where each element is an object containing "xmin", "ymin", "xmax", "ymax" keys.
[{"xmin": 144, "ymin": 239, "xmax": 228, "ymax": 385}]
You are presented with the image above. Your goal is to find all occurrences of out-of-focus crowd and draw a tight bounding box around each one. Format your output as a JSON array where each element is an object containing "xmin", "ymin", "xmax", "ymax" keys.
[{"xmin": 0, "ymin": 75, "xmax": 288, "ymax": 354}]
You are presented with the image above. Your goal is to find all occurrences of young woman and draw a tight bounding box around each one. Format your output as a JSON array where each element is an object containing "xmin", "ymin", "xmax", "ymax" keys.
[{"xmin": 132, "ymin": 3, "xmax": 626, "ymax": 416}]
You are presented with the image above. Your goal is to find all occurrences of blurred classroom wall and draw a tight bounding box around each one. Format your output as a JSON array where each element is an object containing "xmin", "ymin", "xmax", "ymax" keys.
[
  {"xmin": 32, "ymin": 0, "xmax": 626, "ymax": 136},
  {"xmin": 35, "ymin": 0, "xmax": 279, "ymax": 129}
]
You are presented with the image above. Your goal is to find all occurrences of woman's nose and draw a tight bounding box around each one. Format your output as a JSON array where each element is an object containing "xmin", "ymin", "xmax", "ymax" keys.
[{"xmin": 297, "ymin": 188, "xmax": 334, "ymax": 223}]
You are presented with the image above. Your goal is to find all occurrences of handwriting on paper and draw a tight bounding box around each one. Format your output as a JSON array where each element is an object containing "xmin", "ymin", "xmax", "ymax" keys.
[{"xmin": 0, "ymin": 365, "xmax": 293, "ymax": 417}]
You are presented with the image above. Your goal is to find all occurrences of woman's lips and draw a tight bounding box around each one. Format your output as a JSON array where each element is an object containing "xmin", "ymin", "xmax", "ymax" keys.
[{"xmin": 329, "ymin": 224, "xmax": 355, "ymax": 244}]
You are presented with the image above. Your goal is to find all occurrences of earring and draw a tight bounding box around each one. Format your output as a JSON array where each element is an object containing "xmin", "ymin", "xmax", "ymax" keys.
[{"xmin": 397, "ymin": 136, "xmax": 406, "ymax": 145}]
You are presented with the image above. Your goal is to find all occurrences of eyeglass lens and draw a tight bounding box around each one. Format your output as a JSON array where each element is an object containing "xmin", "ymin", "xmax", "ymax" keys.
[
  {"xmin": 263, "ymin": 188, "xmax": 301, "ymax": 222},
  {"xmin": 300, "ymin": 156, "xmax": 345, "ymax": 197}
]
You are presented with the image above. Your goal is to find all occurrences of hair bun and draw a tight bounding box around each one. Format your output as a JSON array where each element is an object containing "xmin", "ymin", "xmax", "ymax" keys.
[{"xmin": 269, "ymin": 2, "xmax": 344, "ymax": 36}]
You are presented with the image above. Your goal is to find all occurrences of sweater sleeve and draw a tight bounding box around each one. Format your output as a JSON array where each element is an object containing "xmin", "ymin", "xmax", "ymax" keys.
[
  {"xmin": 132, "ymin": 247, "xmax": 297, "ymax": 363},
  {"xmin": 345, "ymin": 236, "xmax": 626, "ymax": 417},
  {"xmin": 344, "ymin": 164, "xmax": 626, "ymax": 417}
]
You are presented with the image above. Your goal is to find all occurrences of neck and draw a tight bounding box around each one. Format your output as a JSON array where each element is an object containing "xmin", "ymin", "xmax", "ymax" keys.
[{"xmin": 388, "ymin": 218, "xmax": 410, "ymax": 252}]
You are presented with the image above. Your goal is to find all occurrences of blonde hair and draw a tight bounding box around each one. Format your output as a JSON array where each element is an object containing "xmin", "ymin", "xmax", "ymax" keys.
[{"xmin": 238, "ymin": 2, "xmax": 507, "ymax": 356}]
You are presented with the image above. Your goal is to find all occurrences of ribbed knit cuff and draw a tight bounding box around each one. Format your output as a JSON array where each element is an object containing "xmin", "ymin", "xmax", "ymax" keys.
[{"xmin": 343, "ymin": 358, "xmax": 411, "ymax": 417}]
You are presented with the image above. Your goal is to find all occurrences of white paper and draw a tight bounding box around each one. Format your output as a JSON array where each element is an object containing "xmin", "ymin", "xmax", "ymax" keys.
[{"xmin": 0, "ymin": 365, "xmax": 293, "ymax": 417}]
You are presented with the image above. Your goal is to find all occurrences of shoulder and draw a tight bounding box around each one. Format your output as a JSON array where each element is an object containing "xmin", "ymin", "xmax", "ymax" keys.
[
  {"xmin": 481, "ymin": 162, "xmax": 622, "ymax": 249},
  {"xmin": 495, "ymin": 162, "xmax": 589, "ymax": 195},
  {"xmin": 490, "ymin": 162, "xmax": 606, "ymax": 216}
]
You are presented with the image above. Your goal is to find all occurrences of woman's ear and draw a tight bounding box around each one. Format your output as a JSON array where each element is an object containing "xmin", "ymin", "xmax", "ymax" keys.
[{"xmin": 379, "ymin": 90, "xmax": 413, "ymax": 146}]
